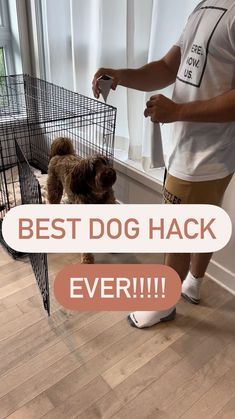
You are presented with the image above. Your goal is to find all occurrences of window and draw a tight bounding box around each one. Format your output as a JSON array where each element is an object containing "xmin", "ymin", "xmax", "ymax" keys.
[
  {"xmin": 0, "ymin": 47, "xmax": 6, "ymax": 76},
  {"xmin": 32, "ymin": 1, "xmax": 198, "ymax": 183},
  {"xmin": 0, "ymin": 0, "xmax": 15, "ymax": 76}
]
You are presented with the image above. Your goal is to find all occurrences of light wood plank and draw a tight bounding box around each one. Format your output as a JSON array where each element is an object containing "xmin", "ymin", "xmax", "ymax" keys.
[
  {"xmin": 101, "ymin": 291, "xmax": 234, "ymax": 391},
  {"xmin": 77, "ymin": 390, "xmax": 123, "ymax": 419},
  {"xmin": 0, "ymin": 275, "xmax": 35, "ymax": 300},
  {"xmin": 0, "ymin": 311, "xmax": 102, "ymax": 376},
  {"xmin": 0, "ymin": 341, "xmax": 71, "ymax": 399},
  {"xmin": 107, "ymin": 346, "xmax": 181, "ymax": 413},
  {"xmin": 0, "ymin": 316, "xmax": 127, "ymax": 397},
  {"xmin": 0, "ymin": 354, "xmax": 78, "ymax": 418},
  {"xmin": 0, "ymin": 308, "xmax": 44, "ymax": 342},
  {"xmin": 214, "ymin": 394, "xmax": 235, "ymax": 419},
  {"xmin": 0, "ymin": 245, "xmax": 234, "ymax": 419},
  {"xmin": 180, "ymin": 365, "xmax": 235, "ymax": 419},
  {"xmin": 43, "ymin": 376, "xmax": 111, "ymax": 419},
  {"xmin": 101, "ymin": 324, "xmax": 183, "ymax": 389},
  {"xmin": 164, "ymin": 342, "xmax": 235, "ymax": 418},
  {"xmin": 2, "ymin": 284, "xmax": 39, "ymax": 308},
  {"xmin": 5, "ymin": 393, "xmax": 54, "ymax": 419},
  {"xmin": 0, "ymin": 306, "xmax": 23, "ymax": 325},
  {"xmin": 0, "ymin": 263, "xmax": 33, "ymax": 289},
  {"xmin": 0, "ymin": 313, "xmax": 125, "ymax": 416},
  {"xmin": 111, "ymin": 323, "xmax": 235, "ymax": 418},
  {"xmin": 0, "ymin": 249, "xmax": 15, "ymax": 267}
]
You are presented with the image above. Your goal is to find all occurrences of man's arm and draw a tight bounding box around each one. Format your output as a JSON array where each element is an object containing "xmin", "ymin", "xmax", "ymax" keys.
[
  {"xmin": 92, "ymin": 46, "xmax": 181, "ymax": 98},
  {"xmin": 144, "ymin": 90, "xmax": 235, "ymax": 123},
  {"xmin": 178, "ymin": 90, "xmax": 235, "ymax": 122}
]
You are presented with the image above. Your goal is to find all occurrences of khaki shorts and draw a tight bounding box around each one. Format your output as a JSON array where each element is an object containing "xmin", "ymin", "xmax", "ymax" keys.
[{"xmin": 163, "ymin": 173, "xmax": 233, "ymax": 206}]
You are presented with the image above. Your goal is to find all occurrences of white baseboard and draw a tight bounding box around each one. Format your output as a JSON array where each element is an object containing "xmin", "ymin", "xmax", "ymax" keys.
[{"xmin": 207, "ymin": 259, "xmax": 235, "ymax": 296}]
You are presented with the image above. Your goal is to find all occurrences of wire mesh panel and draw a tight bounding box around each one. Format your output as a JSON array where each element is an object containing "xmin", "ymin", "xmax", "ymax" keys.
[
  {"xmin": 16, "ymin": 141, "xmax": 50, "ymax": 315},
  {"xmin": 0, "ymin": 74, "xmax": 116, "ymax": 185},
  {"xmin": 23, "ymin": 75, "xmax": 116, "ymax": 172},
  {"xmin": 0, "ymin": 74, "xmax": 116, "ymax": 314},
  {"xmin": 0, "ymin": 143, "xmax": 8, "ymax": 215}
]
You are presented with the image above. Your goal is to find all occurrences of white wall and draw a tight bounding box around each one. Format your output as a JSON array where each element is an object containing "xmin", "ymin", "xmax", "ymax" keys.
[{"xmin": 207, "ymin": 176, "xmax": 235, "ymax": 294}]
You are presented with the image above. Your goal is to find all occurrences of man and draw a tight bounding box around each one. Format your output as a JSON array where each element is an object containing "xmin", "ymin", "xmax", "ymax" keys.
[{"xmin": 92, "ymin": 0, "xmax": 235, "ymax": 328}]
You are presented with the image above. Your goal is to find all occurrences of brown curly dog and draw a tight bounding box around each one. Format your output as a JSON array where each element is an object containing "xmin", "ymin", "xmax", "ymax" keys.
[{"xmin": 47, "ymin": 137, "xmax": 117, "ymax": 263}]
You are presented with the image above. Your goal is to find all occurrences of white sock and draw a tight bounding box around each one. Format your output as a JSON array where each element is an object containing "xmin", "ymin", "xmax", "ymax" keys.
[
  {"xmin": 128, "ymin": 307, "xmax": 176, "ymax": 329},
  {"xmin": 181, "ymin": 271, "xmax": 203, "ymax": 304}
]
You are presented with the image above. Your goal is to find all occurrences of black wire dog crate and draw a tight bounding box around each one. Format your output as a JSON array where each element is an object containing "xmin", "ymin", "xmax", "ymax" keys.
[{"xmin": 0, "ymin": 74, "xmax": 117, "ymax": 314}]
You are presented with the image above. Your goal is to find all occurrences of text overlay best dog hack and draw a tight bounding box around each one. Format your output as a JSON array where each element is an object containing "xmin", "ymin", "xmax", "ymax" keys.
[{"xmin": 2, "ymin": 204, "xmax": 231, "ymax": 253}]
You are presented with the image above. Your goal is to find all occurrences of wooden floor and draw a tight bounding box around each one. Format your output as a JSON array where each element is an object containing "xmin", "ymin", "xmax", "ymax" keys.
[{"xmin": 0, "ymin": 245, "xmax": 235, "ymax": 419}]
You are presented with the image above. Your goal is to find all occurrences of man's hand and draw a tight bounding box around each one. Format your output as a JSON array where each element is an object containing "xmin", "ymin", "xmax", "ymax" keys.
[
  {"xmin": 144, "ymin": 94, "xmax": 181, "ymax": 123},
  {"xmin": 92, "ymin": 68, "xmax": 120, "ymax": 99}
]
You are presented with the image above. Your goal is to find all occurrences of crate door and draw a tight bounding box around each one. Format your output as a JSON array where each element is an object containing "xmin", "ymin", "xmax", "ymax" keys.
[{"xmin": 16, "ymin": 140, "xmax": 50, "ymax": 315}]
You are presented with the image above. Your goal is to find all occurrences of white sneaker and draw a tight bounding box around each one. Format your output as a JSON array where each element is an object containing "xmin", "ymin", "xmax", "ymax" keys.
[
  {"xmin": 181, "ymin": 272, "xmax": 203, "ymax": 305},
  {"xmin": 127, "ymin": 307, "xmax": 176, "ymax": 329}
]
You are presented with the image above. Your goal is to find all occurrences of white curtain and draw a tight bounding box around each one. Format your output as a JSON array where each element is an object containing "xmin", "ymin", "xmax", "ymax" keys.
[
  {"xmin": 142, "ymin": 0, "xmax": 199, "ymax": 170},
  {"xmin": 40, "ymin": 0, "xmax": 199, "ymax": 168}
]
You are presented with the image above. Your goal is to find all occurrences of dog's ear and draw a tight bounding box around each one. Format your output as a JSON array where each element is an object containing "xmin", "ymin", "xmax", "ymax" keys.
[
  {"xmin": 70, "ymin": 161, "xmax": 91, "ymax": 195},
  {"xmin": 95, "ymin": 155, "xmax": 110, "ymax": 165},
  {"xmin": 102, "ymin": 156, "xmax": 111, "ymax": 164}
]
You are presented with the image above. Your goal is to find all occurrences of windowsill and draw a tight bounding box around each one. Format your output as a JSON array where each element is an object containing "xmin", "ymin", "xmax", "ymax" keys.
[
  {"xmin": 0, "ymin": 112, "xmax": 27, "ymax": 125},
  {"xmin": 125, "ymin": 158, "xmax": 165, "ymax": 182},
  {"xmin": 114, "ymin": 157, "xmax": 164, "ymax": 195}
]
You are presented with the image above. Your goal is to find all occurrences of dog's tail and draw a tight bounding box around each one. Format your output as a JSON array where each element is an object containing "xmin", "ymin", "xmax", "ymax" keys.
[{"xmin": 50, "ymin": 137, "xmax": 75, "ymax": 159}]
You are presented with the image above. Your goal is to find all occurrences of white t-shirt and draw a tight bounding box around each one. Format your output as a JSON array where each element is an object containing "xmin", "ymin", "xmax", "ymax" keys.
[{"xmin": 168, "ymin": 0, "xmax": 235, "ymax": 181}]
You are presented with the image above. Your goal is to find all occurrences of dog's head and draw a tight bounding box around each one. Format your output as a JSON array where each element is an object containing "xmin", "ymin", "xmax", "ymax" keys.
[
  {"xmin": 70, "ymin": 154, "xmax": 116, "ymax": 196},
  {"xmin": 50, "ymin": 137, "xmax": 75, "ymax": 160}
]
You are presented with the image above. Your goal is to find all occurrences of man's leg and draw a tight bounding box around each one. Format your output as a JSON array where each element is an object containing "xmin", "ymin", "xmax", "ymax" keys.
[
  {"xmin": 164, "ymin": 252, "xmax": 212, "ymax": 305},
  {"xmin": 128, "ymin": 176, "xmax": 191, "ymax": 328},
  {"xmin": 190, "ymin": 252, "xmax": 213, "ymax": 278},
  {"xmin": 164, "ymin": 253, "xmax": 190, "ymax": 282},
  {"xmin": 165, "ymin": 174, "xmax": 233, "ymax": 305},
  {"xmin": 128, "ymin": 173, "xmax": 233, "ymax": 328},
  {"xmin": 127, "ymin": 254, "xmax": 184, "ymax": 329},
  {"xmin": 181, "ymin": 252, "xmax": 213, "ymax": 304}
]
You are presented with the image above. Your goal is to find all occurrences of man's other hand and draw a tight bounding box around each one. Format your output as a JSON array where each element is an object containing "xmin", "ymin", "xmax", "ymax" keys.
[{"xmin": 144, "ymin": 94, "xmax": 181, "ymax": 123}]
